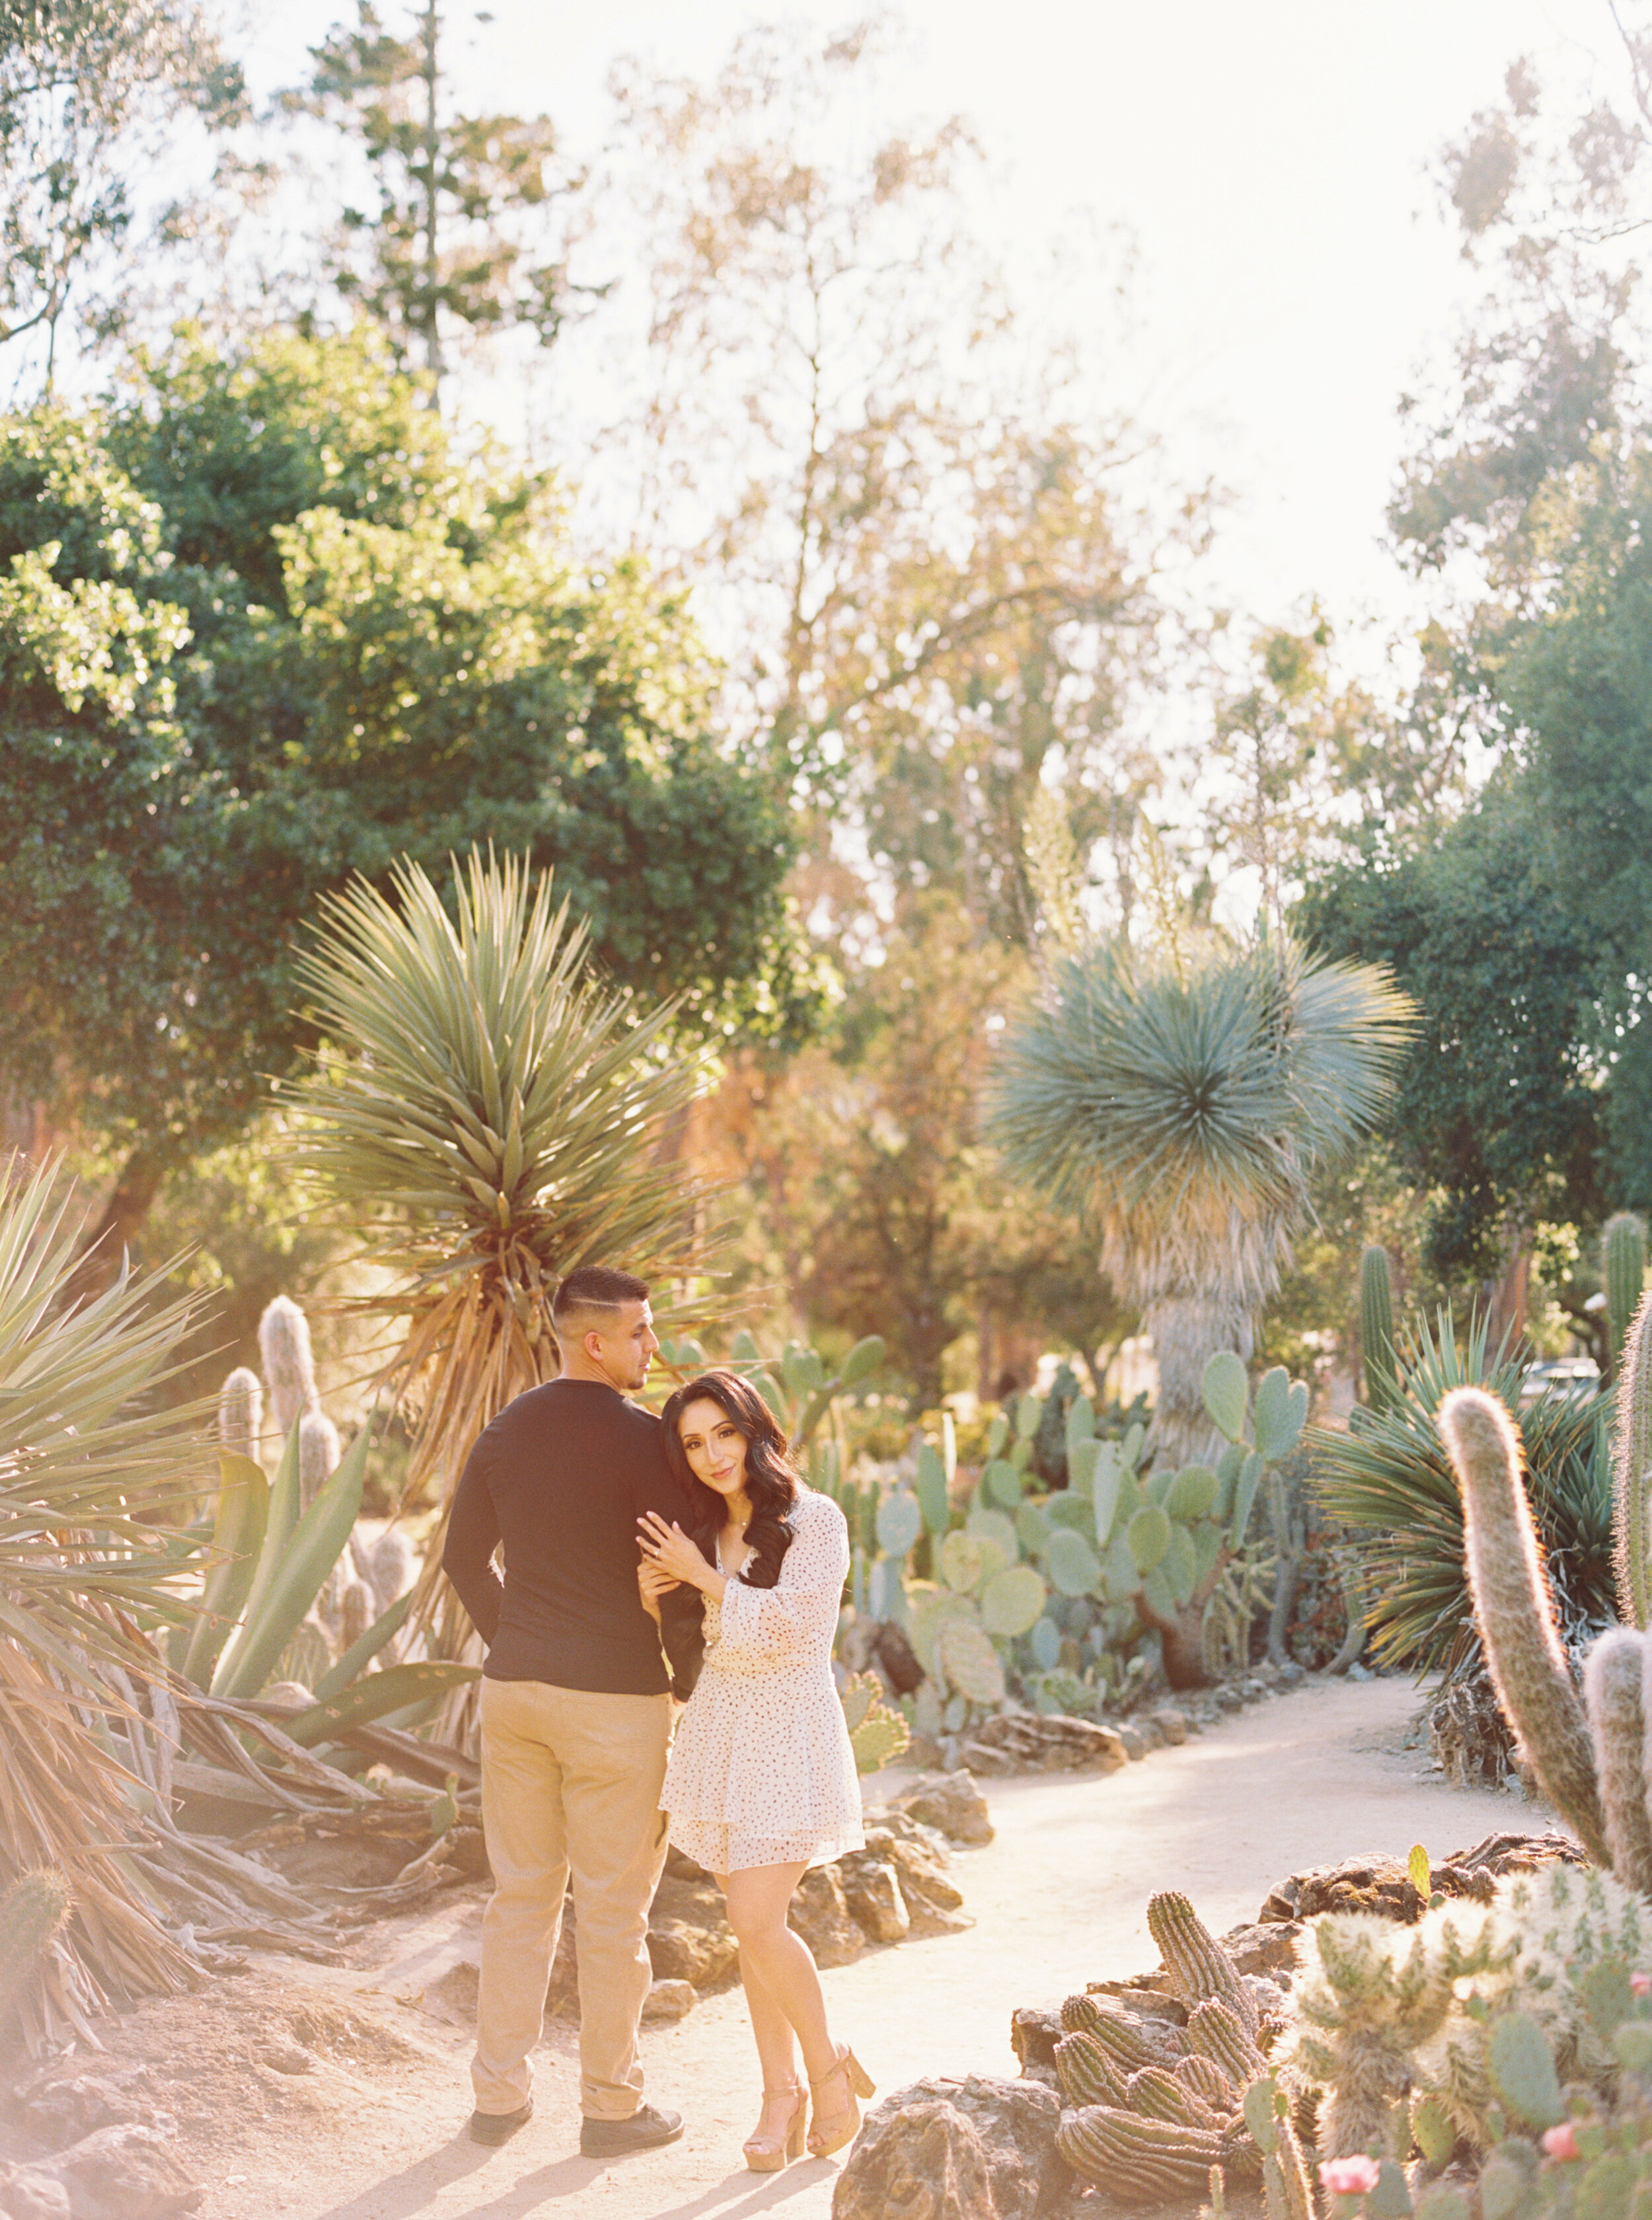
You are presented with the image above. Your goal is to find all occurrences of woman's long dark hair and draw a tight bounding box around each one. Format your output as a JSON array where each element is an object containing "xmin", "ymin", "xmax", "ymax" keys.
[{"xmin": 661, "ymin": 1370, "xmax": 800, "ymax": 1590}]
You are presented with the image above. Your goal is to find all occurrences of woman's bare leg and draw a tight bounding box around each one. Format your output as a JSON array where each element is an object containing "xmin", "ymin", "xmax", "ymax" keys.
[
  {"xmin": 722, "ymin": 1861, "xmax": 835, "ymax": 2083},
  {"xmin": 714, "ymin": 1869, "xmax": 803, "ymax": 2098}
]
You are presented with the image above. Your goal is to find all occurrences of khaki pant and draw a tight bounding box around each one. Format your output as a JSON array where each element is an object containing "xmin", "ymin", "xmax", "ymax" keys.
[{"xmin": 472, "ymin": 1676, "xmax": 673, "ymax": 2120}]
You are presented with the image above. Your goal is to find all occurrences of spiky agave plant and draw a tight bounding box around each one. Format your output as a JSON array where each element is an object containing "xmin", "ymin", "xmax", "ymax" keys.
[
  {"xmin": 985, "ymin": 932, "xmax": 1412, "ymax": 1464},
  {"xmin": 0, "ymin": 1152, "xmax": 208, "ymax": 2029},
  {"xmin": 293, "ymin": 848, "xmax": 716, "ymax": 1539},
  {"xmin": 1310, "ymin": 1308, "xmax": 1614, "ymax": 1680}
]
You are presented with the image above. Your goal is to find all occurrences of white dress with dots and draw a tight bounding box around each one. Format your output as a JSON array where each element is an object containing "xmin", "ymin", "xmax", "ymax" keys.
[{"xmin": 661, "ymin": 1487, "xmax": 865, "ymax": 1876}]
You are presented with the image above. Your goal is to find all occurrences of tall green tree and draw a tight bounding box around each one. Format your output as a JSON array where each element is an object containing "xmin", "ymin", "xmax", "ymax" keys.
[{"xmin": 0, "ymin": 328, "xmax": 817, "ymax": 1266}]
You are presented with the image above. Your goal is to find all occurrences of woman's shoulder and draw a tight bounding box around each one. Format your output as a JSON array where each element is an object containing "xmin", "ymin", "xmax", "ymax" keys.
[{"xmin": 786, "ymin": 1485, "xmax": 846, "ymax": 1536}]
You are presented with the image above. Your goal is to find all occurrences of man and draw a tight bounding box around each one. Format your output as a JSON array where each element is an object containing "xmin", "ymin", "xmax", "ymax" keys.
[{"xmin": 442, "ymin": 1264, "xmax": 703, "ymax": 2155}]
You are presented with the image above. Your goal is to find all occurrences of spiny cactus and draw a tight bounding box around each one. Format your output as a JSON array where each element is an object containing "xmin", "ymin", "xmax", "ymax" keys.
[
  {"xmin": 259, "ymin": 1294, "xmax": 320, "ymax": 1436},
  {"xmin": 1606, "ymin": 1212, "xmax": 1647, "ymax": 1378},
  {"xmin": 1187, "ymin": 1998, "xmax": 1267, "ymax": 2088},
  {"xmin": 1062, "ymin": 1991, "xmax": 1186, "ymax": 2069},
  {"xmin": 1055, "ymin": 2104, "xmax": 1253, "ymax": 2203},
  {"xmin": 1148, "ymin": 1888, "xmax": 1259, "ymax": 2034},
  {"xmin": 1055, "ymin": 2028, "xmax": 1129, "ymax": 2106},
  {"xmin": 1436, "ymin": 1387, "xmax": 1612, "ymax": 1868},
  {"xmin": 1616, "ymin": 1287, "xmax": 1652, "ymax": 1633},
  {"xmin": 217, "ymin": 1365, "xmax": 263, "ymax": 1464},
  {"xmin": 297, "ymin": 1408, "xmax": 341, "ymax": 1511},
  {"xmin": 1243, "ymin": 2074, "xmax": 1314, "ymax": 2220},
  {"xmin": 1126, "ymin": 2063, "xmax": 1225, "ymax": 2129},
  {"xmin": 1359, "ymin": 1243, "xmax": 1399, "ymax": 1414},
  {"xmin": 1581, "ymin": 1629, "xmax": 1652, "ymax": 1893},
  {"xmin": 1176, "ymin": 2052, "xmax": 1239, "ymax": 2112},
  {"xmin": 0, "ymin": 1868, "xmax": 71, "ymax": 2011}
]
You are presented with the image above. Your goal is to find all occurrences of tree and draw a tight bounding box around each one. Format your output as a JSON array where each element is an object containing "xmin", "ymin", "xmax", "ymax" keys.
[
  {"xmin": 0, "ymin": 328, "xmax": 817, "ymax": 1266},
  {"xmin": 284, "ymin": 1, "xmax": 582, "ymax": 382},
  {"xmin": 985, "ymin": 934, "xmax": 1411, "ymax": 1465},
  {"xmin": 0, "ymin": 0, "xmax": 241, "ymax": 379},
  {"xmin": 1299, "ymin": 781, "xmax": 1611, "ymax": 1304}
]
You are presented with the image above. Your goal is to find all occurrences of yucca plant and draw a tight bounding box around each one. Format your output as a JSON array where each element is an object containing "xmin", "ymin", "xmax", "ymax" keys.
[
  {"xmin": 985, "ymin": 932, "xmax": 1412, "ymax": 1464},
  {"xmin": 293, "ymin": 848, "xmax": 717, "ymax": 1559},
  {"xmin": 1310, "ymin": 1307, "xmax": 1616, "ymax": 1682},
  {"xmin": 0, "ymin": 1153, "xmax": 208, "ymax": 2030}
]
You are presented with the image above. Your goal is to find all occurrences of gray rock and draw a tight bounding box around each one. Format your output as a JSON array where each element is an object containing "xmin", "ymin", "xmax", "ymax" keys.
[
  {"xmin": 9, "ymin": 2124, "xmax": 200, "ymax": 2219},
  {"xmin": 789, "ymin": 1867, "xmax": 865, "ymax": 1968},
  {"xmin": 14, "ymin": 2071, "xmax": 167, "ymax": 2145},
  {"xmin": 832, "ymin": 2075, "xmax": 1065, "ymax": 2220},
  {"xmin": 1150, "ymin": 1707, "xmax": 1189, "ymax": 1744},
  {"xmin": 1115, "ymin": 1725, "xmax": 1148, "ymax": 1761},
  {"xmin": 641, "ymin": 1978, "xmax": 696, "ymax": 2022},
  {"xmin": 893, "ymin": 1769, "xmax": 995, "ymax": 1844},
  {"xmin": 0, "ymin": 2166, "xmax": 73, "ymax": 2220},
  {"xmin": 1279, "ymin": 1660, "xmax": 1306, "ymax": 1685},
  {"xmin": 839, "ymin": 1855, "xmax": 911, "ymax": 1942}
]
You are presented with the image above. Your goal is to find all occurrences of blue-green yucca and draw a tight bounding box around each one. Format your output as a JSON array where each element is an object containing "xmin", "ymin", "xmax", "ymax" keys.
[{"xmin": 986, "ymin": 933, "xmax": 1411, "ymax": 1463}]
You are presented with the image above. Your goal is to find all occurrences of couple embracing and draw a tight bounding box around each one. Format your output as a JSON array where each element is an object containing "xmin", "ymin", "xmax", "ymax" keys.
[{"xmin": 441, "ymin": 1265, "xmax": 874, "ymax": 2170}]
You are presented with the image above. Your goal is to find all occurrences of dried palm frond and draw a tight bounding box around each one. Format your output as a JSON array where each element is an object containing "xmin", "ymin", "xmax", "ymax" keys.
[{"xmin": 293, "ymin": 848, "xmax": 720, "ymax": 1537}]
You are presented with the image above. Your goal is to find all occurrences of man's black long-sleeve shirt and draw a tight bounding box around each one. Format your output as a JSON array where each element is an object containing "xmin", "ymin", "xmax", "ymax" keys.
[{"xmin": 442, "ymin": 1378, "xmax": 703, "ymax": 1696}]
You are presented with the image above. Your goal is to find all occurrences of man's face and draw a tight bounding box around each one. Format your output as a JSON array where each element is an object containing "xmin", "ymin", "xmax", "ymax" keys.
[{"xmin": 585, "ymin": 1300, "xmax": 658, "ymax": 1393}]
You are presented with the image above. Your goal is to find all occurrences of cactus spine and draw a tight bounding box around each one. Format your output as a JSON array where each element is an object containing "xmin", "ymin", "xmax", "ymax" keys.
[
  {"xmin": 1581, "ymin": 1629, "xmax": 1652, "ymax": 1892},
  {"xmin": 1061, "ymin": 1992, "xmax": 1185, "ymax": 2069},
  {"xmin": 1606, "ymin": 1212, "xmax": 1647, "ymax": 1376},
  {"xmin": 0, "ymin": 1868, "xmax": 71, "ymax": 2011},
  {"xmin": 1176, "ymin": 2053, "xmax": 1239, "ymax": 2111},
  {"xmin": 217, "ymin": 1365, "xmax": 263, "ymax": 1463},
  {"xmin": 1149, "ymin": 1888, "xmax": 1259, "ymax": 2032},
  {"xmin": 1359, "ymin": 1243, "xmax": 1399, "ymax": 1413},
  {"xmin": 1437, "ymin": 1388, "xmax": 1612, "ymax": 1868},
  {"xmin": 1187, "ymin": 1998, "xmax": 1267, "ymax": 2087},
  {"xmin": 1615, "ymin": 1287, "xmax": 1652, "ymax": 1631},
  {"xmin": 297, "ymin": 1407, "xmax": 341, "ymax": 1511},
  {"xmin": 1126, "ymin": 2064, "xmax": 1224, "ymax": 2129},
  {"xmin": 1056, "ymin": 2106, "xmax": 1250, "ymax": 2203},
  {"xmin": 1056, "ymin": 2029, "xmax": 1129, "ymax": 2106}
]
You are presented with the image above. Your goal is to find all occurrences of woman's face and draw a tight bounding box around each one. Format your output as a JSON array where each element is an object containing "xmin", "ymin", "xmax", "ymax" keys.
[{"xmin": 677, "ymin": 1396, "xmax": 750, "ymax": 1499}]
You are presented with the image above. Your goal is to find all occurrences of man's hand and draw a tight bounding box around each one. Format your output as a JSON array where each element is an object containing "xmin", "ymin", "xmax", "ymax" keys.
[{"xmin": 638, "ymin": 1557, "xmax": 677, "ymax": 1621}]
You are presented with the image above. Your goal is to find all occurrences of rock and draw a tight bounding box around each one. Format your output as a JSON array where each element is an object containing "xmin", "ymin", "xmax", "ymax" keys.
[
  {"xmin": 878, "ymin": 1832, "xmax": 971, "ymax": 1935},
  {"xmin": 253, "ymin": 2032, "xmax": 313, "ymax": 2075},
  {"xmin": 893, "ymin": 1769, "xmax": 995, "ymax": 1843},
  {"xmin": 1150, "ymin": 1707, "xmax": 1189, "ymax": 1745},
  {"xmin": 1239, "ymin": 1678, "xmax": 1269, "ymax": 1702},
  {"xmin": 0, "ymin": 2167, "xmax": 73, "ymax": 2220},
  {"xmin": 646, "ymin": 1916, "xmax": 738, "ymax": 1988},
  {"xmin": 961, "ymin": 1715, "xmax": 1128, "ymax": 1777},
  {"xmin": 1278, "ymin": 1660, "xmax": 1306, "ymax": 1685},
  {"xmin": 903, "ymin": 1731, "xmax": 945, "ymax": 1771},
  {"xmin": 1213, "ymin": 1684, "xmax": 1244, "ymax": 1711},
  {"xmin": 1220, "ymin": 1919, "xmax": 1304, "ymax": 1979},
  {"xmin": 661, "ymin": 1844, "xmax": 712, "ymax": 1884},
  {"xmin": 1008, "ymin": 2005, "xmax": 1063, "ymax": 2073},
  {"xmin": 14, "ymin": 2072, "xmax": 167, "ymax": 2145},
  {"xmin": 838, "ymin": 1855, "xmax": 911, "ymax": 1943},
  {"xmin": 641, "ymin": 1978, "xmax": 696, "ymax": 2022},
  {"xmin": 443, "ymin": 1824, "xmax": 488, "ymax": 1880},
  {"xmin": 1132, "ymin": 1713, "xmax": 1166, "ymax": 1750},
  {"xmin": 14, "ymin": 2125, "xmax": 200, "ymax": 2219},
  {"xmin": 789, "ymin": 1867, "xmax": 865, "ymax": 1968},
  {"xmin": 832, "ymin": 2075, "xmax": 1064, "ymax": 2220},
  {"xmin": 1115, "ymin": 1725, "xmax": 1148, "ymax": 1761}
]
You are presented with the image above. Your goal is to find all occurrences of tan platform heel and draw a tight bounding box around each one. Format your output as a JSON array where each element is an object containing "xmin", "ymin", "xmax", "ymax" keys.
[
  {"xmin": 743, "ymin": 2085, "xmax": 807, "ymax": 2171},
  {"xmin": 806, "ymin": 2045, "xmax": 875, "ymax": 2158}
]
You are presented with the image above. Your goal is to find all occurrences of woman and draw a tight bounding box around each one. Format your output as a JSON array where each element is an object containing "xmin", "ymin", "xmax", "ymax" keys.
[{"xmin": 638, "ymin": 1369, "xmax": 874, "ymax": 2171}]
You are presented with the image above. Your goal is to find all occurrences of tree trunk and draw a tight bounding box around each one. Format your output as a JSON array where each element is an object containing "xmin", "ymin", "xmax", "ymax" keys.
[
  {"xmin": 1142, "ymin": 1290, "xmax": 1254, "ymax": 1469},
  {"xmin": 64, "ymin": 1145, "xmax": 168, "ymax": 1304}
]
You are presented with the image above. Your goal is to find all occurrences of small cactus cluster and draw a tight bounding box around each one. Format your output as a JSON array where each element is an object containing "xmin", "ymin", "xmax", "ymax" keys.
[
  {"xmin": 838, "ymin": 1670, "xmax": 911, "ymax": 1775},
  {"xmin": 0, "ymin": 1868, "xmax": 71, "ymax": 2013},
  {"xmin": 1049, "ymin": 1892, "xmax": 1286, "ymax": 2207}
]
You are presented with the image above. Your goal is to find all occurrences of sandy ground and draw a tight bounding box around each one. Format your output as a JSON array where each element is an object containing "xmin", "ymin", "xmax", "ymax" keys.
[{"xmin": 19, "ymin": 1677, "xmax": 1547, "ymax": 2220}]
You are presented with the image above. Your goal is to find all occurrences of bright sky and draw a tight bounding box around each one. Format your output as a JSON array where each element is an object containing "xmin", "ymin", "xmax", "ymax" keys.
[
  {"xmin": 459, "ymin": 0, "xmax": 1603, "ymax": 633},
  {"xmin": 241, "ymin": 0, "xmax": 1618, "ymax": 641}
]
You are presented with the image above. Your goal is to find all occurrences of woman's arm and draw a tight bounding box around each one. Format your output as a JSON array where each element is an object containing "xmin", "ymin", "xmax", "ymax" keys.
[
  {"xmin": 714, "ymin": 1495, "xmax": 847, "ymax": 1666},
  {"xmin": 638, "ymin": 1511, "xmax": 728, "ymax": 1606}
]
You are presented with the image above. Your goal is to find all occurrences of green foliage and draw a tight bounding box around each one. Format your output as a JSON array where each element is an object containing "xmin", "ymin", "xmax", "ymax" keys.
[
  {"xmin": 1313, "ymin": 1309, "xmax": 1615, "ymax": 1681},
  {"xmin": 839, "ymin": 1670, "xmax": 911, "ymax": 1774},
  {"xmin": 0, "ymin": 332, "xmax": 817, "ymax": 1227}
]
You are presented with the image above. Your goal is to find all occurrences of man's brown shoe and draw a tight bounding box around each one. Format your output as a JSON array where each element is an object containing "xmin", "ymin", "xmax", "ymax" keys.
[
  {"xmin": 469, "ymin": 2098, "xmax": 533, "ymax": 2146},
  {"xmin": 579, "ymin": 2104, "xmax": 684, "ymax": 2156}
]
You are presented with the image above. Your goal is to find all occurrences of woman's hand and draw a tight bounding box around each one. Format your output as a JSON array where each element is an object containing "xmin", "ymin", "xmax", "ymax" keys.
[{"xmin": 638, "ymin": 1510, "xmax": 718, "ymax": 1594}]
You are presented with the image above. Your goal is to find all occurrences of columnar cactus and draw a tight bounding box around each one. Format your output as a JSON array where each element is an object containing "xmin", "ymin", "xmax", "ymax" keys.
[
  {"xmin": 1606, "ymin": 1212, "xmax": 1647, "ymax": 1376},
  {"xmin": 1581, "ymin": 1629, "xmax": 1652, "ymax": 1893},
  {"xmin": 1062, "ymin": 1991, "xmax": 1185, "ymax": 2069},
  {"xmin": 0, "ymin": 1868, "xmax": 71, "ymax": 2011},
  {"xmin": 258, "ymin": 1294, "xmax": 320, "ymax": 1436},
  {"xmin": 1436, "ymin": 1388, "xmax": 1612, "ymax": 1869},
  {"xmin": 217, "ymin": 1365, "xmax": 263, "ymax": 1464},
  {"xmin": 1126, "ymin": 2063, "xmax": 1225, "ymax": 2129},
  {"xmin": 1148, "ymin": 1889, "xmax": 1259, "ymax": 2033},
  {"xmin": 297, "ymin": 1407, "xmax": 342, "ymax": 1512},
  {"xmin": 1242, "ymin": 2075, "xmax": 1314, "ymax": 2220},
  {"xmin": 1614, "ymin": 1287, "xmax": 1652, "ymax": 1632},
  {"xmin": 1359, "ymin": 1243, "xmax": 1399, "ymax": 1414},
  {"xmin": 1186, "ymin": 1999, "xmax": 1268, "ymax": 2088},
  {"xmin": 1055, "ymin": 2028, "xmax": 1129, "ymax": 2106},
  {"xmin": 1055, "ymin": 2106, "xmax": 1251, "ymax": 2202},
  {"xmin": 1176, "ymin": 2053, "xmax": 1239, "ymax": 2111}
]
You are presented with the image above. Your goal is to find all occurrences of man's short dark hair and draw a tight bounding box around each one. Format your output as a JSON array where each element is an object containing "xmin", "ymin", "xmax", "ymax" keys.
[{"xmin": 551, "ymin": 1266, "xmax": 651, "ymax": 1325}]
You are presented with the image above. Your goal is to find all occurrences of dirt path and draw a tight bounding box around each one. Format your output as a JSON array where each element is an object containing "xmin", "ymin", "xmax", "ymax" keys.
[{"xmin": 54, "ymin": 1678, "xmax": 1543, "ymax": 2220}]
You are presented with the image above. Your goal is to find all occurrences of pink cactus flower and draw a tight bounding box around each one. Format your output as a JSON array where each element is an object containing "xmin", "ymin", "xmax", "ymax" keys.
[
  {"xmin": 1320, "ymin": 2155, "xmax": 1382, "ymax": 2194},
  {"xmin": 1633, "ymin": 1972, "xmax": 1652, "ymax": 1996},
  {"xmin": 1541, "ymin": 2123, "xmax": 1581, "ymax": 2161}
]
